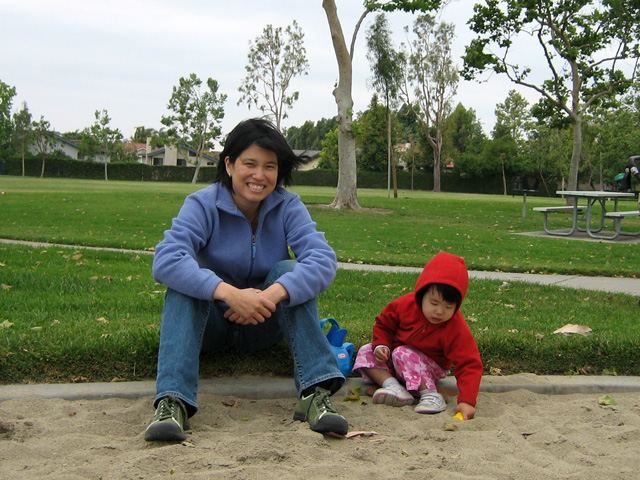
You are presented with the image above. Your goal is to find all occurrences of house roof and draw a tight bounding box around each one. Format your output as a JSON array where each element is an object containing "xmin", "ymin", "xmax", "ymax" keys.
[{"xmin": 146, "ymin": 145, "xmax": 219, "ymax": 163}]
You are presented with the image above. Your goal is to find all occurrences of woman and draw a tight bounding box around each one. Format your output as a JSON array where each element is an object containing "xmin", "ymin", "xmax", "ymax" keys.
[{"xmin": 145, "ymin": 118, "xmax": 348, "ymax": 441}]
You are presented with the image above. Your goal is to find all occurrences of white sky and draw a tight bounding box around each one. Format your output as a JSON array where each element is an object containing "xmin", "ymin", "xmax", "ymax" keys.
[{"xmin": 1, "ymin": 0, "xmax": 540, "ymax": 145}]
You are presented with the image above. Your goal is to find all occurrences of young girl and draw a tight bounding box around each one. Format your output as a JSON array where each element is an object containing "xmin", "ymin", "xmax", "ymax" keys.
[{"xmin": 353, "ymin": 252, "xmax": 483, "ymax": 419}]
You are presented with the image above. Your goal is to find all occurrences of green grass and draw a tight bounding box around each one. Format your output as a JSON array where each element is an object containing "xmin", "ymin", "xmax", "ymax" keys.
[
  {"xmin": 1, "ymin": 176, "xmax": 639, "ymax": 383},
  {"xmin": 2, "ymin": 177, "xmax": 639, "ymax": 276}
]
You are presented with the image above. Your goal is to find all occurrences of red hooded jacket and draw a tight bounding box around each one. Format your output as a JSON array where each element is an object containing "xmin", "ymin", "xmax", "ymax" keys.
[{"xmin": 371, "ymin": 252, "xmax": 483, "ymax": 406}]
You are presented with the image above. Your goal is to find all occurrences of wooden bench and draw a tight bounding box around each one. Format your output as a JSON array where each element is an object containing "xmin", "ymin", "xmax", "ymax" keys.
[
  {"xmin": 602, "ymin": 210, "xmax": 640, "ymax": 239},
  {"xmin": 533, "ymin": 206, "xmax": 587, "ymax": 236}
]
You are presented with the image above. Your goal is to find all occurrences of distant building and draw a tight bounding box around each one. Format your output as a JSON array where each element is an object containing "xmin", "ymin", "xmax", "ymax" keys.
[
  {"xmin": 138, "ymin": 139, "xmax": 219, "ymax": 167},
  {"xmin": 28, "ymin": 132, "xmax": 81, "ymax": 159}
]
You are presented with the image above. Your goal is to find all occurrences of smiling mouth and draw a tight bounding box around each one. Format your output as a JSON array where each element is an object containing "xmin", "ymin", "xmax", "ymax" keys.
[{"xmin": 247, "ymin": 183, "xmax": 265, "ymax": 192}]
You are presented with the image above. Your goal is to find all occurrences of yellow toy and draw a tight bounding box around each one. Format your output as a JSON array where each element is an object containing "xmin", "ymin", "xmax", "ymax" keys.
[{"xmin": 453, "ymin": 412, "xmax": 465, "ymax": 421}]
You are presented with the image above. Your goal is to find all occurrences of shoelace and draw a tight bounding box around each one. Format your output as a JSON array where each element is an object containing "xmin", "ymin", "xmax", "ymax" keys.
[
  {"xmin": 156, "ymin": 398, "xmax": 181, "ymax": 421},
  {"xmin": 386, "ymin": 383, "xmax": 404, "ymax": 395},
  {"xmin": 314, "ymin": 390, "xmax": 337, "ymax": 413},
  {"xmin": 419, "ymin": 394, "xmax": 442, "ymax": 406}
]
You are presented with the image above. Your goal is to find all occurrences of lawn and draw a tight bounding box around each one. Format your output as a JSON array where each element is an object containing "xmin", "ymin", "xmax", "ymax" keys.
[{"xmin": 1, "ymin": 176, "xmax": 639, "ymax": 383}]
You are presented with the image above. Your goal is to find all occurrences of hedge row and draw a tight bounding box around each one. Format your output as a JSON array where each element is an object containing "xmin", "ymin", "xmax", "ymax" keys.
[{"xmin": 0, "ymin": 156, "xmax": 555, "ymax": 196}]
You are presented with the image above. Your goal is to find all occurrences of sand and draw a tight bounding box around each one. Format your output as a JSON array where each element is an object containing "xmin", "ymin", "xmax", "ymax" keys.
[{"xmin": 1, "ymin": 381, "xmax": 639, "ymax": 480}]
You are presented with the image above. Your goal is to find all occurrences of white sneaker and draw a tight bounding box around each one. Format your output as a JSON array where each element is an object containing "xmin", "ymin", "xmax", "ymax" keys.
[
  {"xmin": 414, "ymin": 392, "xmax": 447, "ymax": 414},
  {"xmin": 372, "ymin": 383, "xmax": 415, "ymax": 407}
]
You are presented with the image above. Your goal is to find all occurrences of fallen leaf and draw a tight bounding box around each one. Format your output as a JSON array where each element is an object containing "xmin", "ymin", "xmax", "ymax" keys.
[
  {"xmin": 553, "ymin": 324, "xmax": 592, "ymax": 336},
  {"xmin": 599, "ymin": 395, "xmax": 617, "ymax": 406},
  {"xmin": 95, "ymin": 317, "xmax": 109, "ymax": 324},
  {"xmin": 343, "ymin": 385, "xmax": 362, "ymax": 402},
  {"xmin": 1, "ymin": 284, "xmax": 12, "ymax": 290},
  {"xmin": 490, "ymin": 367, "xmax": 503, "ymax": 376},
  {"xmin": 444, "ymin": 422, "xmax": 457, "ymax": 431},
  {"xmin": 0, "ymin": 320, "xmax": 14, "ymax": 329},
  {"xmin": 345, "ymin": 431, "xmax": 377, "ymax": 439},
  {"xmin": 221, "ymin": 400, "xmax": 239, "ymax": 408}
]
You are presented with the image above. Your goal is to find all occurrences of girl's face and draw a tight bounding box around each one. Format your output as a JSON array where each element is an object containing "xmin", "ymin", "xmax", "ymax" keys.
[
  {"xmin": 225, "ymin": 143, "xmax": 278, "ymax": 215},
  {"xmin": 421, "ymin": 287, "xmax": 456, "ymax": 325}
]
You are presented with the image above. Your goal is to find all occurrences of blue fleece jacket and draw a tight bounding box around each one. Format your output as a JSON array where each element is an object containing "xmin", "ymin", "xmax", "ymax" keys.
[{"xmin": 152, "ymin": 183, "xmax": 337, "ymax": 307}]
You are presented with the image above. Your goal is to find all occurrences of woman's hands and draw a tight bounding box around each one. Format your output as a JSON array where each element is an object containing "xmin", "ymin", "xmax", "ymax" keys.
[{"xmin": 213, "ymin": 282, "xmax": 288, "ymax": 325}]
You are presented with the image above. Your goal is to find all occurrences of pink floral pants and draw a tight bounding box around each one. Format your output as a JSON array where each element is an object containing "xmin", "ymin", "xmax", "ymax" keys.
[{"xmin": 353, "ymin": 343, "xmax": 447, "ymax": 391}]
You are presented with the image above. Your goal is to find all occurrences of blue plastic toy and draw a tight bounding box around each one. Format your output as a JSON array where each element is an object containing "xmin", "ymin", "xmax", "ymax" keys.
[{"xmin": 319, "ymin": 317, "xmax": 355, "ymax": 377}]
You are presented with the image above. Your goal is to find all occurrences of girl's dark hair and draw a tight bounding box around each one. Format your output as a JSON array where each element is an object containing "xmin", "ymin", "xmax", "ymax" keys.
[
  {"xmin": 214, "ymin": 118, "xmax": 307, "ymax": 190},
  {"xmin": 416, "ymin": 283, "xmax": 462, "ymax": 310}
]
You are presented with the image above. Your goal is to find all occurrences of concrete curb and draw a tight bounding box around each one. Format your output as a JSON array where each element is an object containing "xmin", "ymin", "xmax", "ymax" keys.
[{"xmin": 2, "ymin": 375, "xmax": 640, "ymax": 403}]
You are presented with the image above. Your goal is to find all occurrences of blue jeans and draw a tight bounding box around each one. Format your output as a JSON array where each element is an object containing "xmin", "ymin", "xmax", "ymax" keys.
[{"xmin": 154, "ymin": 260, "xmax": 344, "ymax": 416}]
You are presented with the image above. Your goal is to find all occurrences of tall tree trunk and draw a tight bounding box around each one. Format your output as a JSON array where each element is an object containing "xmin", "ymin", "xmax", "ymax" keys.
[
  {"xmin": 323, "ymin": 0, "xmax": 361, "ymax": 210},
  {"xmin": 568, "ymin": 114, "xmax": 583, "ymax": 191},
  {"xmin": 387, "ymin": 106, "xmax": 397, "ymax": 198},
  {"xmin": 432, "ymin": 130, "xmax": 443, "ymax": 193},
  {"xmin": 192, "ymin": 157, "xmax": 201, "ymax": 184}
]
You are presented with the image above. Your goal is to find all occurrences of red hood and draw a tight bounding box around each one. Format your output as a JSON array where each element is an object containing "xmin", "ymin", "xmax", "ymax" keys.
[{"xmin": 414, "ymin": 252, "xmax": 468, "ymax": 308}]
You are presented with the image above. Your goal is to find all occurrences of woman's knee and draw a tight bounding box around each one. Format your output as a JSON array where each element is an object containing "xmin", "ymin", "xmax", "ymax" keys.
[{"xmin": 265, "ymin": 259, "xmax": 296, "ymax": 283}]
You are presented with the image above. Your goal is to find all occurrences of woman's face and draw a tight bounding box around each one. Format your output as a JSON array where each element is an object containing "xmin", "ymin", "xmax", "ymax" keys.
[{"xmin": 225, "ymin": 143, "xmax": 278, "ymax": 215}]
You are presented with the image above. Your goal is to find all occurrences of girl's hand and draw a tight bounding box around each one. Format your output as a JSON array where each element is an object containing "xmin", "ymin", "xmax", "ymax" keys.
[
  {"xmin": 456, "ymin": 402, "xmax": 475, "ymax": 420},
  {"xmin": 374, "ymin": 346, "xmax": 390, "ymax": 364}
]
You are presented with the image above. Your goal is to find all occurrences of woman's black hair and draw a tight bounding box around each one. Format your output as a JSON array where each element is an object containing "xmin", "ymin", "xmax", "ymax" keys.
[
  {"xmin": 416, "ymin": 283, "xmax": 462, "ymax": 311},
  {"xmin": 214, "ymin": 118, "xmax": 307, "ymax": 190}
]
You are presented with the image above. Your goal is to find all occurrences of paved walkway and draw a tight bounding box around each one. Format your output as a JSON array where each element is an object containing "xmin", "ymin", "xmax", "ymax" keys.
[
  {"xmin": 1, "ymin": 238, "xmax": 639, "ymax": 402},
  {"xmin": 3, "ymin": 238, "xmax": 640, "ymax": 296}
]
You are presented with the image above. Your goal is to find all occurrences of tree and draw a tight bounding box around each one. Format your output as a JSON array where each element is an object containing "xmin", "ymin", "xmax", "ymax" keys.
[
  {"xmin": 162, "ymin": 73, "xmax": 226, "ymax": 184},
  {"xmin": 355, "ymin": 95, "xmax": 391, "ymax": 172},
  {"xmin": 493, "ymin": 90, "xmax": 533, "ymax": 145},
  {"xmin": 285, "ymin": 117, "xmax": 338, "ymax": 150},
  {"xmin": 0, "ymin": 80, "xmax": 17, "ymax": 153},
  {"xmin": 366, "ymin": 13, "xmax": 404, "ymax": 197},
  {"xmin": 31, "ymin": 116, "xmax": 54, "ymax": 178},
  {"xmin": 400, "ymin": 14, "xmax": 458, "ymax": 192},
  {"xmin": 238, "ymin": 20, "xmax": 309, "ymax": 131},
  {"xmin": 583, "ymin": 87, "xmax": 640, "ymax": 188},
  {"xmin": 12, "ymin": 102, "xmax": 32, "ymax": 176},
  {"xmin": 318, "ymin": 127, "xmax": 340, "ymax": 169},
  {"xmin": 322, "ymin": 0, "xmax": 443, "ymax": 209},
  {"xmin": 492, "ymin": 91, "xmax": 535, "ymax": 192},
  {"xmin": 87, "ymin": 109, "xmax": 123, "ymax": 181},
  {"xmin": 462, "ymin": 1, "xmax": 640, "ymax": 192},
  {"xmin": 131, "ymin": 126, "xmax": 157, "ymax": 144}
]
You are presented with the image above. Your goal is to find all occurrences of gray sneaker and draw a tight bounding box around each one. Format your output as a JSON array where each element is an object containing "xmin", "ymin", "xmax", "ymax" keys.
[
  {"xmin": 144, "ymin": 396, "xmax": 188, "ymax": 441},
  {"xmin": 293, "ymin": 387, "xmax": 348, "ymax": 435},
  {"xmin": 414, "ymin": 391, "xmax": 447, "ymax": 414}
]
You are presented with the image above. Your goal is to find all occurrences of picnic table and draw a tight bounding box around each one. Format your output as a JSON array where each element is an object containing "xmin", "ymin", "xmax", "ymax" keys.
[{"xmin": 533, "ymin": 190, "xmax": 639, "ymax": 240}]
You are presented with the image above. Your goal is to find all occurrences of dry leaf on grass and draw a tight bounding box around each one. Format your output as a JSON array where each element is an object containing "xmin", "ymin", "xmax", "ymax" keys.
[{"xmin": 553, "ymin": 324, "xmax": 592, "ymax": 336}]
